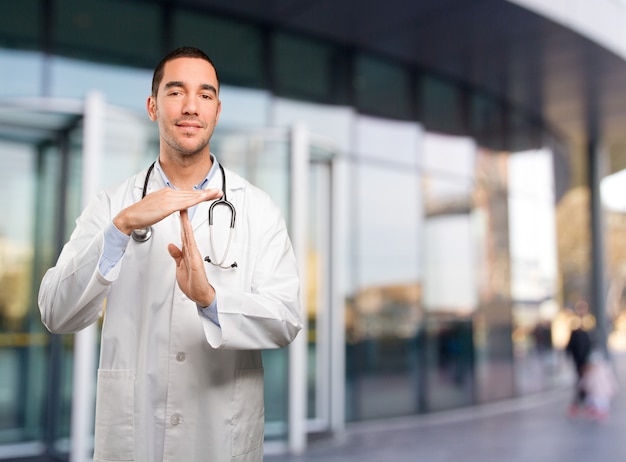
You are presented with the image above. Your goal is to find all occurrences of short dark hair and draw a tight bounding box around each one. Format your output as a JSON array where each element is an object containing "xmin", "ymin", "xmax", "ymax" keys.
[{"xmin": 151, "ymin": 46, "xmax": 220, "ymax": 97}]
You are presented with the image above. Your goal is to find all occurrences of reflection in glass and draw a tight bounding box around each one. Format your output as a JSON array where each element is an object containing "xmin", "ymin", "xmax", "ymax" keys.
[
  {"xmin": 347, "ymin": 162, "xmax": 422, "ymax": 421},
  {"xmin": 421, "ymin": 134, "xmax": 477, "ymax": 411},
  {"xmin": 508, "ymin": 149, "xmax": 561, "ymax": 393},
  {"xmin": 0, "ymin": 141, "xmax": 41, "ymax": 443},
  {"xmin": 473, "ymin": 147, "xmax": 515, "ymax": 403}
]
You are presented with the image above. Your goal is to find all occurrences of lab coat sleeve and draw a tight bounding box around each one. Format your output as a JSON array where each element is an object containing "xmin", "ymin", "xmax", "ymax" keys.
[
  {"xmin": 38, "ymin": 190, "xmax": 115, "ymax": 334},
  {"xmin": 199, "ymin": 194, "xmax": 303, "ymax": 350}
]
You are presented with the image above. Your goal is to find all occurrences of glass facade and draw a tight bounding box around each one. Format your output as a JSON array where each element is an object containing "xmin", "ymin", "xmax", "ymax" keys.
[{"xmin": 0, "ymin": 0, "xmax": 595, "ymax": 460}]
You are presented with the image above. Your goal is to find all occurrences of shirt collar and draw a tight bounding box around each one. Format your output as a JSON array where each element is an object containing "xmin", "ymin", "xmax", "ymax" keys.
[{"xmin": 154, "ymin": 154, "xmax": 220, "ymax": 191}]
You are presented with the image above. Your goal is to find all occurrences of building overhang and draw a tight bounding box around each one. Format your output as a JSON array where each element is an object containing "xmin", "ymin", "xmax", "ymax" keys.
[{"xmin": 180, "ymin": 0, "xmax": 626, "ymax": 174}]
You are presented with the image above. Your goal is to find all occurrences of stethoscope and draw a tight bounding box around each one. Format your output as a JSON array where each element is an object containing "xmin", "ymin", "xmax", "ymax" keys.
[{"xmin": 131, "ymin": 161, "xmax": 238, "ymax": 269}]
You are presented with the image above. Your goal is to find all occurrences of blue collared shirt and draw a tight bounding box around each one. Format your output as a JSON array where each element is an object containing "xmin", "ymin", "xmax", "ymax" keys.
[{"xmin": 99, "ymin": 155, "xmax": 221, "ymax": 326}]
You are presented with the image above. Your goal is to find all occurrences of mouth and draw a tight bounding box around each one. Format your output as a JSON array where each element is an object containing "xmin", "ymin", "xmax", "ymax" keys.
[
  {"xmin": 176, "ymin": 119, "xmax": 203, "ymax": 129},
  {"xmin": 177, "ymin": 122, "xmax": 201, "ymax": 128}
]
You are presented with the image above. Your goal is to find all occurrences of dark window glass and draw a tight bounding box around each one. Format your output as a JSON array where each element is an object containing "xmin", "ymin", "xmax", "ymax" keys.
[
  {"xmin": 173, "ymin": 11, "xmax": 265, "ymax": 88},
  {"xmin": 419, "ymin": 75, "xmax": 464, "ymax": 135},
  {"xmin": 509, "ymin": 109, "xmax": 541, "ymax": 152},
  {"xmin": 273, "ymin": 32, "xmax": 332, "ymax": 102},
  {"xmin": 354, "ymin": 54, "xmax": 413, "ymax": 120},
  {"xmin": 52, "ymin": 0, "xmax": 162, "ymax": 67},
  {"xmin": 470, "ymin": 92, "xmax": 505, "ymax": 150},
  {"xmin": 0, "ymin": 0, "xmax": 41, "ymax": 50}
]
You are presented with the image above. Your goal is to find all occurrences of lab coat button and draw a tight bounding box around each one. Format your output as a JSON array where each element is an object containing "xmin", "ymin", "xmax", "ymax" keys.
[
  {"xmin": 176, "ymin": 352, "xmax": 186, "ymax": 362},
  {"xmin": 171, "ymin": 413, "xmax": 181, "ymax": 426}
]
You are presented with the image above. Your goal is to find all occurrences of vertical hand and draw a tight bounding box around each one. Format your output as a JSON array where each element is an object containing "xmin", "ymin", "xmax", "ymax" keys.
[{"xmin": 168, "ymin": 209, "xmax": 215, "ymax": 306}]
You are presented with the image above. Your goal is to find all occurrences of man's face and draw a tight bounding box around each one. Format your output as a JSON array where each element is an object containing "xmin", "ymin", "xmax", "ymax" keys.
[{"xmin": 147, "ymin": 57, "xmax": 221, "ymax": 158}]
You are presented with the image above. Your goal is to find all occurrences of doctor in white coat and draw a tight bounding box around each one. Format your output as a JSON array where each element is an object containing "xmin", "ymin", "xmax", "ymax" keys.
[{"xmin": 38, "ymin": 46, "xmax": 302, "ymax": 462}]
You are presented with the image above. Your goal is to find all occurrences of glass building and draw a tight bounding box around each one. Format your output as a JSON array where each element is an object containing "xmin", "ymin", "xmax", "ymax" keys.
[{"xmin": 2, "ymin": 0, "xmax": 626, "ymax": 460}]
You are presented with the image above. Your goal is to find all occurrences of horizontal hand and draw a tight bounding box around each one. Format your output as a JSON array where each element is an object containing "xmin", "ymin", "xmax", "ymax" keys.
[{"xmin": 113, "ymin": 188, "xmax": 222, "ymax": 235}]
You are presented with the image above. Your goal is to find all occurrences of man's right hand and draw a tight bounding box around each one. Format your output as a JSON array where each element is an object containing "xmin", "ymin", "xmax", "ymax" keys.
[{"xmin": 113, "ymin": 187, "xmax": 223, "ymax": 235}]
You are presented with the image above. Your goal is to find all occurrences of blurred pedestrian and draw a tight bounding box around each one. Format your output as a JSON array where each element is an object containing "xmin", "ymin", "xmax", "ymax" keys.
[
  {"xmin": 579, "ymin": 352, "xmax": 618, "ymax": 421},
  {"xmin": 565, "ymin": 301, "xmax": 593, "ymax": 416}
]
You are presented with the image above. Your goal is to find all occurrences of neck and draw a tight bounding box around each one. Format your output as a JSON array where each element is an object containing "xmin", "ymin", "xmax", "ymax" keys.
[{"xmin": 159, "ymin": 151, "xmax": 212, "ymax": 190}]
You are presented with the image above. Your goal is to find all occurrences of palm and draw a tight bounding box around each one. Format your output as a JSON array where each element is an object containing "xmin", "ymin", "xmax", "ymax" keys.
[{"xmin": 168, "ymin": 210, "xmax": 214, "ymax": 306}]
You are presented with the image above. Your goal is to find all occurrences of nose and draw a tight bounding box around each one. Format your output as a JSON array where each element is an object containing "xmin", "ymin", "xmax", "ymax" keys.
[{"xmin": 182, "ymin": 94, "xmax": 198, "ymax": 115}]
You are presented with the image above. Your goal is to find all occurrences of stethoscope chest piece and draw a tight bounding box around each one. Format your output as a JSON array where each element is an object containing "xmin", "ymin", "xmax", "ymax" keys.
[
  {"xmin": 131, "ymin": 226, "xmax": 152, "ymax": 242},
  {"xmin": 131, "ymin": 160, "xmax": 237, "ymax": 268}
]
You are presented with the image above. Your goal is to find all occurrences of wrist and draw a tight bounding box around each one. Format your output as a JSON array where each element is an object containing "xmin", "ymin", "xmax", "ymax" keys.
[
  {"xmin": 196, "ymin": 285, "xmax": 215, "ymax": 307},
  {"xmin": 113, "ymin": 214, "xmax": 133, "ymax": 236}
]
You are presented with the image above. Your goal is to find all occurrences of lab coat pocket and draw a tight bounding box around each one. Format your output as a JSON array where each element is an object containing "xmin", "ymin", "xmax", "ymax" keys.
[
  {"xmin": 232, "ymin": 368, "xmax": 264, "ymax": 456},
  {"xmin": 93, "ymin": 369, "xmax": 135, "ymax": 461}
]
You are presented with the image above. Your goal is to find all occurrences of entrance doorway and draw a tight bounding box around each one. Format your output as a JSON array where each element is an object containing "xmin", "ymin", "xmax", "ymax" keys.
[{"xmin": 0, "ymin": 99, "xmax": 85, "ymax": 460}]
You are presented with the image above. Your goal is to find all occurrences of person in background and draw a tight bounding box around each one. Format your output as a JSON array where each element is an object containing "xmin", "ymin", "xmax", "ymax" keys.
[
  {"xmin": 38, "ymin": 46, "xmax": 302, "ymax": 462},
  {"xmin": 579, "ymin": 351, "xmax": 618, "ymax": 421},
  {"xmin": 565, "ymin": 300, "xmax": 593, "ymax": 416}
]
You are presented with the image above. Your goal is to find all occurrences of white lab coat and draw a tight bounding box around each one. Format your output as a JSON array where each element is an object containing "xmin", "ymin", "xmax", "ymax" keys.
[{"xmin": 38, "ymin": 163, "xmax": 302, "ymax": 462}]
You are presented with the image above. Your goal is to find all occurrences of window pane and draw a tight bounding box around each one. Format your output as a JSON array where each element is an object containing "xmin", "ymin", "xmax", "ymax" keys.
[
  {"xmin": 173, "ymin": 11, "xmax": 265, "ymax": 88},
  {"xmin": 422, "ymin": 133, "xmax": 475, "ymax": 178},
  {"xmin": 53, "ymin": 0, "xmax": 161, "ymax": 67},
  {"xmin": 355, "ymin": 54, "xmax": 413, "ymax": 120},
  {"xmin": 354, "ymin": 115, "xmax": 421, "ymax": 166},
  {"xmin": 49, "ymin": 56, "xmax": 152, "ymax": 111},
  {"xmin": 421, "ymin": 134, "xmax": 479, "ymax": 411},
  {"xmin": 0, "ymin": 0, "xmax": 41, "ymax": 50},
  {"xmin": 0, "ymin": 141, "xmax": 45, "ymax": 444},
  {"xmin": 419, "ymin": 75, "xmax": 464, "ymax": 135},
  {"xmin": 473, "ymin": 147, "xmax": 515, "ymax": 403},
  {"xmin": 509, "ymin": 149, "xmax": 560, "ymax": 394},
  {"xmin": 346, "ymin": 163, "xmax": 422, "ymax": 421},
  {"xmin": 0, "ymin": 49, "xmax": 43, "ymax": 97},
  {"xmin": 470, "ymin": 92, "xmax": 505, "ymax": 150},
  {"xmin": 273, "ymin": 33, "xmax": 332, "ymax": 102}
]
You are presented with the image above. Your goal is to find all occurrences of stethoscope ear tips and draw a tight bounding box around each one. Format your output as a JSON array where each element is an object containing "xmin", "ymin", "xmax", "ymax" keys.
[{"xmin": 204, "ymin": 255, "xmax": 238, "ymax": 269}]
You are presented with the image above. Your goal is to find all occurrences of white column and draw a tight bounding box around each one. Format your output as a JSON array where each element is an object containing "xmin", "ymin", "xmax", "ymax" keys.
[
  {"xmin": 288, "ymin": 122, "xmax": 309, "ymax": 454},
  {"xmin": 330, "ymin": 155, "xmax": 347, "ymax": 438},
  {"xmin": 70, "ymin": 91, "xmax": 105, "ymax": 462}
]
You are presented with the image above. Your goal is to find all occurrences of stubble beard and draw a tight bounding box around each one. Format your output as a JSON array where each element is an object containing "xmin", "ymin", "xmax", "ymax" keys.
[{"xmin": 161, "ymin": 126, "xmax": 212, "ymax": 162}]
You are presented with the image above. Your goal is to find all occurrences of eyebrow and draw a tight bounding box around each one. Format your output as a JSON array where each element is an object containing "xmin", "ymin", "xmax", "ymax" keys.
[{"xmin": 164, "ymin": 81, "xmax": 218, "ymax": 95}]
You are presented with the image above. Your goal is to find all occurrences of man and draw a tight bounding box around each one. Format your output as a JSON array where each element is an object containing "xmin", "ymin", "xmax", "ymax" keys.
[{"xmin": 38, "ymin": 47, "xmax": 302, "ymax": 462}]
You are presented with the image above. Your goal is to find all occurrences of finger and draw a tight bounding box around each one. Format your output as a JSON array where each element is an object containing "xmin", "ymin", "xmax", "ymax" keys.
[
  {"xmin": 168, "ymin": 243, "xmax": 182, "ymax": 260},
  {"xmin": 202, "ymin": 188, "xmax": 223, "ymax": 201},
  {"xmin": 179, "ymin": 209, "xmax": 191, "ymax": 248},
  {"xmin": 180, "ymin": 209, "xmax": 199, "ymax": 252},
  {"xmin": 173, "ymin": 188, "xmax": 222, "ymax": 209}
]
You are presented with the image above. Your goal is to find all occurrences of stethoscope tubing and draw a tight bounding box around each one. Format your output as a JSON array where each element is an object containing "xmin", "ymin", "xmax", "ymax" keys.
[{"xmin": 130, "ymin": 161, "xmax": 238, "ymax": 268}]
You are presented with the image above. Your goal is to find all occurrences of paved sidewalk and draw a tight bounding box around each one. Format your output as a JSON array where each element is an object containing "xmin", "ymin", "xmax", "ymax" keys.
[{"xmin": 267, "ymin": 354, "xmax": 626, "ymax": 462}]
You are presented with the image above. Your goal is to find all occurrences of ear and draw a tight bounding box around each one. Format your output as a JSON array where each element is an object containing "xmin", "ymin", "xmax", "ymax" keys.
[
  {"xmin": 146, "ymin": 96, "xmax": 157, "ymax": 121},
  {"xmin": 215, "ymin": 100, "xmax": 222, "ymax": 123}
]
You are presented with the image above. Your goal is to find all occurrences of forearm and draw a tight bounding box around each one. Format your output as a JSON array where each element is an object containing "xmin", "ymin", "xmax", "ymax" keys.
[
  {"xmin": 39, "ymin": 232, "xmax": 111, "ymax": 333},
  {"xmin": 199, "ymin": 244, "xmax": 302, "ymax": 350}
]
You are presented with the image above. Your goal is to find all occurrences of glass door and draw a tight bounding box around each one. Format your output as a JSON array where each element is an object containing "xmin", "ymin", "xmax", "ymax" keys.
[
  {"xmin": 0, "ymin": 99, "xmax": 157, "ymax": 461},
  {"xmin": 0, "ymin": 138, "xmax": 46, "ymax": 447},
  {"xmin": 0, "ymin": 110, "xmax": 82, "ymax": 460},
  {"xmin": 212, "ymin": 127, "xmax": 339, "ymax": 450}
]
